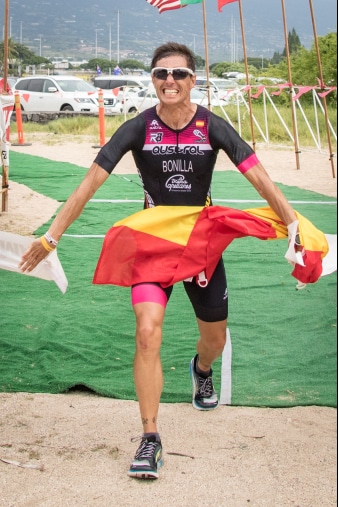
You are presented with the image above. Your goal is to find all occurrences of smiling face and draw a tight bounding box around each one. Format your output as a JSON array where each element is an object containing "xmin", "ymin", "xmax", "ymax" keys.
[{"xmin": 151, "ymin": 55, "xmax": 196, "ymax": 107}]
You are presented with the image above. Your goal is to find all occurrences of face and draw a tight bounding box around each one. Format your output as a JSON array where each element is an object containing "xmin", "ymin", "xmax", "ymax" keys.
[{"xmin": 151, "ymin": 55, "xmax": 196, "ymax": 106}]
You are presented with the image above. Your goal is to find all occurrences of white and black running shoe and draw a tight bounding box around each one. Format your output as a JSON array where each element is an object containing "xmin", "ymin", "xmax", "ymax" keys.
[
  {"xmin": 128, "ymin": 435, "xmax": 163, "ymax": 479},
  {"xmin": 190, "ymin": 354, "xmax": 219, "ymax": 411}
]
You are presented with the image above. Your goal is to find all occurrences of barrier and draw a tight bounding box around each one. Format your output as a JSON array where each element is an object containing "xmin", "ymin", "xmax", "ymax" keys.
[
  {"xmin": 11, "ymin": 91, "xmax": 32, "ymax": 147},
  {"xmin": 0, "ymin": 93, "xmax": 14, "ymax": 211}
]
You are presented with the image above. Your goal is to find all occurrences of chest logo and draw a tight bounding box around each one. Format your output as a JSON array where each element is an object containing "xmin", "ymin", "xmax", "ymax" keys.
[
  {"xmin": 150, "ymin": 132, "xmax": 163, "ymax": 143},
  {"xmin": 193, "ymin": 129, "xmax": 206, "ymax": 142}
]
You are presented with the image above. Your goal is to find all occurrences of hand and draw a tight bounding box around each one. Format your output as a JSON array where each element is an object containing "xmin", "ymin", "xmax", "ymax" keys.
[
  {"xmin": 294, "ymin": 233, "xmax": 304, "ymax": 253},
  {"xmin": 19, "ymin": 238, "xmax": 53, "ymax": 273}
]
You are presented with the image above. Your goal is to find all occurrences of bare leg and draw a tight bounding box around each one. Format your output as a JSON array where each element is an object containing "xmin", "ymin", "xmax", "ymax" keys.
[
  {"xmin": 195, "ymin": 318, "xmax": 227, "ymax": 372},
  {"xmin": 133, "ymin": 301, "xmax": 166, "ymax": 434}
]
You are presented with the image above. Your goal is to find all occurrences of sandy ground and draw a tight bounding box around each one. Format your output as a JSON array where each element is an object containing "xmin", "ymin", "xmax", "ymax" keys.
[{"xmin": 0, "ymin": 135, "xmax": 337, "ymax": 506}]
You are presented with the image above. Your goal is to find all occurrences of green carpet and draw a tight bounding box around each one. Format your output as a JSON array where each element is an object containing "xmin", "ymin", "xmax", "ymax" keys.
[{"xmin": 0, "ymin": 151, "xmax": 337, "ymax": 406}]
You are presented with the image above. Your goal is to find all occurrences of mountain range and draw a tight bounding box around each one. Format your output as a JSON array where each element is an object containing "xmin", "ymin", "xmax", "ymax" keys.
[{"xmin": 1, "ymin": 0, "xmax": 337, "ymax": 64}]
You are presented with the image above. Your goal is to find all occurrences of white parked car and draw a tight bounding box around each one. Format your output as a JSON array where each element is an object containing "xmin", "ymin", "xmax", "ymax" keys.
[
  {"xmin": 14, "ymin": 75, "xmax": 123, "ymax": 115},
  {"xmin": 121, "ymin": 85, "xmax": 224, "ymax": 114}
]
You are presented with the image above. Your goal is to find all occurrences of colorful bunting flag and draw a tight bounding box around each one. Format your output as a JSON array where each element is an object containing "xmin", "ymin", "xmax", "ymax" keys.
[
  {"xmin": 218, "ymin": 0, "xmax": 238, "ymax": 12},
  {"xmin": 93, "ymin": 206, "xmax": 329, "ymax": 288},
  {"xmin": 146, "ymin": 0, "xmax": 202, "ymax": 14}
]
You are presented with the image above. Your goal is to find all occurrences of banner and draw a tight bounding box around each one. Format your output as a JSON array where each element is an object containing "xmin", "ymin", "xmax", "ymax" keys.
[
  {"xmin": 0, "ymin": 93, "xmax": 14, "ymax": 167},
  {"xmin": 0, "ymin": 231, "xmax": 68, "ymax": 293}
]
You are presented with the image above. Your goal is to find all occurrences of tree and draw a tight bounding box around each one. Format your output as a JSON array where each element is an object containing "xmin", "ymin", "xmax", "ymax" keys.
[
  {"xmin": 119, "ymin": 59, "xmax": 145, "ymax": 71},
  {"xmin": 282, "ymin": 27, "xmax": 302, "ymax": 56},
  {"xmin": 0, "ymin": 39, "xmax": 50, "ymax": 74}
]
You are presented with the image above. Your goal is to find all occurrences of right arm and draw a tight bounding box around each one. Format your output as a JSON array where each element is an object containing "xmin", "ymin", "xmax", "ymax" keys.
[{"xmin": 19, "ymin": 162, "xmax": 109, "ymax": 272}]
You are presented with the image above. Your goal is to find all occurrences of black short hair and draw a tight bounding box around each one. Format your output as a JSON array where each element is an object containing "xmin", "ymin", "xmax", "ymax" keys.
[{"xmin": 151, "ymin": 42, "xmax": 196, "ymax": 72}]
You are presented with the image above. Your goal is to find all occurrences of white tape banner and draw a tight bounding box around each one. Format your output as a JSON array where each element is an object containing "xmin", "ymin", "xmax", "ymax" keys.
[
  {"xmin": 0, "ymin": 231, "xmax": 68, "ymax": 293},
  {"xmin": 220, "ymin": 328, "xmax": 232, "ymax": 405}
]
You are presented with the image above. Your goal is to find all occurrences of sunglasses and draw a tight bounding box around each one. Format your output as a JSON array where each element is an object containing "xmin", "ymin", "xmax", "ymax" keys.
[{"xmin": 151, "ymin": 67, "xmax": 195, "ymax": 80}]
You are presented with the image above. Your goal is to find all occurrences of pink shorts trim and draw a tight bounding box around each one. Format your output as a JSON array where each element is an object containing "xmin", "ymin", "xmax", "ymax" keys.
[
  {"xmin": 237, "ymin": 153, "xmax": 260, "ymax": 174},
  {"xmin": 131, "ymin": 283, "xmax": 168, "ymax": 307}
]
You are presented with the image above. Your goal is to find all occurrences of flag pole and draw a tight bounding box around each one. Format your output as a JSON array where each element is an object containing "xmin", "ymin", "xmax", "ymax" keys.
[
  {"xmin": 1, "ymin": 0, "xmax": 9, "ymax": 212},
  {"xmin": 281, "ymin": 0, "xmax": 301, "ymax": 169},
  {"xmin": 308, "ymin": 0, "xmax": 335, "ymax": 178},
  {"xmin": 3, "ymin": 0, "xmax": 9, "ymax": 92},
  {"xmin": 201, "ymin": 0, "xmax": 211, "ymax": 110},
  {"xmin": 238, "ymin": 0, "xmax": 256, "ymax": 151}
]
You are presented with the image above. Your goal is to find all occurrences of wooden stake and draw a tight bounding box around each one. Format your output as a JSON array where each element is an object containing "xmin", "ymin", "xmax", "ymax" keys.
[
  {"xmin": 238, "ymin": 0, "xmax": 256, "ymax": 151},
  {"xmin": 309, "ymin": 0, "xmax": 336, "ymax": 178},
  {"xmin": 281, "ymin": 0, "xmax": 301, "ymax": 169}
]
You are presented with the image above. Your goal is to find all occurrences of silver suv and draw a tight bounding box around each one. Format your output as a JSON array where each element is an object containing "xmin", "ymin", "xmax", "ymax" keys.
[{"xmin": 14, "ymin": 75, "xmax": 123, "ymax": 115}]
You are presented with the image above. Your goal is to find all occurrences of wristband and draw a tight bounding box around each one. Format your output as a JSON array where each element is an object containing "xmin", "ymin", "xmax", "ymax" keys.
[
  {"xmin": 40, "ymin": 236, "xmax": 55, "ymax": 252},
  {"xmin": 44, "ymin": 232, "xmax": 58, "ymax": 247}
]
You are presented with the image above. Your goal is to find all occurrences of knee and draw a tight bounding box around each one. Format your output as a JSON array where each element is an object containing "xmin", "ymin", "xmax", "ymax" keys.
[
  {"xmin": 135, "ymin": 322, "xmax": 162, "ymax": 353},
  {"xmin": 214, "ymin": 332, "xmax": 227, "ymax": 352}
]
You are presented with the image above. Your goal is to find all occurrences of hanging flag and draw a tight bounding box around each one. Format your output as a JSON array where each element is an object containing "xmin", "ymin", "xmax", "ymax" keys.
[
  {"xmin": 93, "ymin": 206, "xmax": 330, "ymax": 289},
  {"xmin": 218, "ymin": 0, "xmax": 238, "ymax": 12},
  {"xmin": 146, "ymin": 0, "xmax": 202, "ymax": 14}
]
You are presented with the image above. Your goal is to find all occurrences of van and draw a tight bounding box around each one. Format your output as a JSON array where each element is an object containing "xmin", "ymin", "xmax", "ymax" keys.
[{"xmin": 93, "ymin": 75, "xmax": 151, "ymax": 91}]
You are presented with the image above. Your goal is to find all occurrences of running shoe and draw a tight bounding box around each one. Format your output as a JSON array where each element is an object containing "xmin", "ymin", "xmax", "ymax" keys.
[
  {"xmin": 190, "ymin": 354, "xmax": 219, "ymax": 410},
  {"xmin": 128, "ymin": 435, "xmax": 163, "ymax": 479}
]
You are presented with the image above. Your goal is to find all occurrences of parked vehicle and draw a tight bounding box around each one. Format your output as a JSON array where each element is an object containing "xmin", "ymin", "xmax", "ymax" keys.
[
  {"xmin": 93, "ymin": 75, "xmax": 149, "ymax": 92},
  {"xmin": 121, "ymin": 85, "xmax": 225, "ymax": 114},
  {"xmin": 14, "ymin": 75, "xmax": 123, "ymax": 115}
]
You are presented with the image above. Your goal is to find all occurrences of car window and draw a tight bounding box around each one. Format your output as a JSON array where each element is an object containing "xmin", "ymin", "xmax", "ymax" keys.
[
  {"xmin": 43, "ymin": 79, "xmax": 56, "ymax": 93},
  {"xmin": 28, "ymin": 79, "xmax": 44, "ymax": 92},
  {"xmin": 15, "ymin": 79, "xmax": 29, "ymax": 91},
  {"xmin": 111, "ymin": 80, "xmax": 128, "ymax": 88},
  {"xmin": 94, "ymin": 79, "xmax": 111, "ymax": 89},
  {"xmin": 57, "ymin": 80, "xmax": 95, "ymax": 93}
]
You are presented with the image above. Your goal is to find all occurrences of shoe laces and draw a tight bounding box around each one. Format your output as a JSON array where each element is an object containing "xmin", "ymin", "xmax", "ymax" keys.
[
  {"xmin": 197, "ymin": 375, "xmax": 214, "ymax": 397},
  {"xmin": 134, "ymin": 438, "xmax": 158, "ymax": 460}
]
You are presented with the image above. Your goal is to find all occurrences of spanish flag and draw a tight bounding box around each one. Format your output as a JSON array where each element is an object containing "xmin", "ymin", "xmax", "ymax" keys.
[{"xmin": 93, "ymin": 206, "xmax": 329, "ymax": 288}]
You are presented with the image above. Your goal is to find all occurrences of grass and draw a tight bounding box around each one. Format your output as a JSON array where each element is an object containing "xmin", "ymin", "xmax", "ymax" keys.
[{"xmin": 10, "ymin": 102, "xmax": 337, "ymax": 151}]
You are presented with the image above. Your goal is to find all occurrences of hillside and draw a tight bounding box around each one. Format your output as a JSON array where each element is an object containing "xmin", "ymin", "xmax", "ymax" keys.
[{"xmin": 1, "ymin": 0, "xmax": 337, "ymax": 63}]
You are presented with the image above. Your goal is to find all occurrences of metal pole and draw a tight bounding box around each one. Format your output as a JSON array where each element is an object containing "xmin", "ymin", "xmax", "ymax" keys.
[
  {"xmin": 3, "ymin": 0, "xmax": 9, "ymax": 91},
  {"xmin": 117, "ymin": 10, "xmax": 120, "ymax": 64},
  {"xmin": 201, "ymin": 0, "xmax": 211, "ymax": 110}
]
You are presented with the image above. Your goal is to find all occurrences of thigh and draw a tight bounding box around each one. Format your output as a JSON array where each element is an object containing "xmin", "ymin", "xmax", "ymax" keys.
[
  {"xmin": 183, "ymin": 259, "xmax": 228, "ymax": 322},
  {"xmin": 131, "ymin": 282, "xmax": 173, "ymax": 307}
]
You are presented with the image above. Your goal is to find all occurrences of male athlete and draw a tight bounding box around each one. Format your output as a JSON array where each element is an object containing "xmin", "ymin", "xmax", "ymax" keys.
[{"xmin": 20, "ymin": 42, "xmax": 298, "ymax": 480}]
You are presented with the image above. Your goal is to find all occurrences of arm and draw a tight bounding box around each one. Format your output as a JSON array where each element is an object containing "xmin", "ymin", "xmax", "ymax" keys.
[
  {"xmin": 19, "ymin": 163, "xmax": 109, "ymax": 272},
  {"xmin": 243, "ymin": 162, "xmax": 297, "ymax": 226}
]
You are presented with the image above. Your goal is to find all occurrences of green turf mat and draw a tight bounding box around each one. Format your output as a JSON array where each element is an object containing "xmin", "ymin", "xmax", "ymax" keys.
[{"xmin": 1, "ymin": 152, "xmax": 337, "ymax": 406}]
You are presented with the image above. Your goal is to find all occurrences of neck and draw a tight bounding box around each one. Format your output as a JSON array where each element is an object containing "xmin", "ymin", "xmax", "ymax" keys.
[{"xmin": 156, "ymin": 103, "xmax": 197, "ymax": 130}]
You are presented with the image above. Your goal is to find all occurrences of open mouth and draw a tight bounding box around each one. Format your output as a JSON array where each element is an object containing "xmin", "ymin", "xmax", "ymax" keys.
[{"xmin": 163, "ymin": 89, "xmax": 179, "ymax": 96}]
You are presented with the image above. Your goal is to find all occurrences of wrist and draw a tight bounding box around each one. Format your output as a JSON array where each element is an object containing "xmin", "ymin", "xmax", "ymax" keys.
[
  {"xmin": 44, "ymin": 231, "xmax": 58, "ymax": 248},
  {"xmin": 40, "ymin": 236, "xmax": 55, "ymax": 252}
]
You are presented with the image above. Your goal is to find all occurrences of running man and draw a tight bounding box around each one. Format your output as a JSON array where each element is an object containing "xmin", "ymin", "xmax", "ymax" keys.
[{"xmin": 20, "ymin": 42, "xmax": 299, "ymax": 480}]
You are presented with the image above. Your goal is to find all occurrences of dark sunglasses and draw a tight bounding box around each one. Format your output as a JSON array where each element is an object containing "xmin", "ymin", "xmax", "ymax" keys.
[{"xmin": 151, "ymin": 67, "xmax": 195, "ymax": 80}]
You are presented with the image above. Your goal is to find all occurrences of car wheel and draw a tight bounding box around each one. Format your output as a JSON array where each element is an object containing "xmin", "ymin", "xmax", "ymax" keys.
[
  {"xmin": 128, "ymin": 107, "xmax": 137, "ymax": 113},
  {"xmin": 61, "ymin": 105, "xmax": 74, "ymax": 111}
]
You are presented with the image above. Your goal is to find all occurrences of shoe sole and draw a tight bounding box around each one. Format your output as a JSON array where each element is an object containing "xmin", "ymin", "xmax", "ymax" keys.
[
  {"xmin": 190, "ymin": 358, "xmax": 219, "ymax": 411},
  {"xmin": 128, "ymin": 459, "xmax": 163, "ymax": 480},
  {"xmin": 128, "ymin": 470, "xmax": 159, "ymax": 479}
]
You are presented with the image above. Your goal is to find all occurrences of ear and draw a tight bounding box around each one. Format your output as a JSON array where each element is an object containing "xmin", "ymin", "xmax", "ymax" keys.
[{"xmin": 190, "ymin": 74, "xmax": 196, "ymax": 90}]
